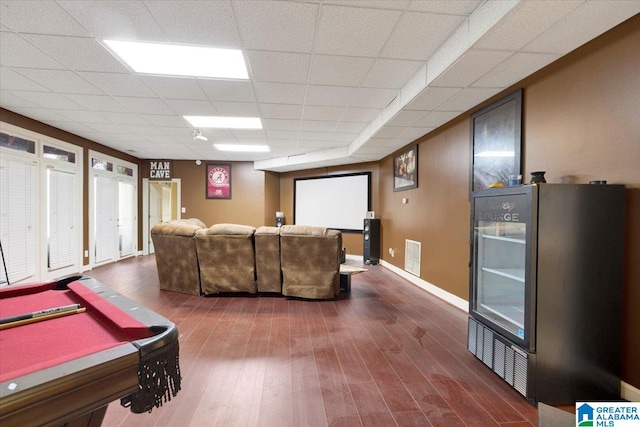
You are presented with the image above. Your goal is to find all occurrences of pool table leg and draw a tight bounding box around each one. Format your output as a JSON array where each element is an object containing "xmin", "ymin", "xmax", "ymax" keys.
[{"xmin": 63, "ymin": 405, "xmax": 107, "ymax": 427}]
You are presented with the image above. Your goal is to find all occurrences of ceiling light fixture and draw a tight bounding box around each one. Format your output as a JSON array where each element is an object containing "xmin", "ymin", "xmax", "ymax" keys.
[
  {"xmin": 191, "ymin": 129, "xmax": 208, "ymax": 141},
  {"xmin": 103, "ymin": 40, "xmax": 249, "ymax": 79},
  {"xmin": 213, "ymin": 144, "xmax": 270, "ymax": 153},
  {"xmin": 184, "ymin": 116, "xmax": 262, "ymax": 129}
]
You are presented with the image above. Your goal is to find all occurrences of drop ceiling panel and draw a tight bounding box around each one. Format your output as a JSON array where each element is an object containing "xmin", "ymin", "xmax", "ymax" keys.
[
  {"xmin": 258, "ymin": 103, "xmax": 303, "ymax": 120},
  {"xmin": 314, "ymin": 5, "xmax": 400, "ymax": 57},
  {"xmin": 308, "ymin": 55, "xmax": 375, "ymax": 87},
  {"xmin": 253, "ymin": 82, "xmax": 306, "ymax": 105},
  {"xmin": 14, "ymin": 69, "xmax": 102, "ymax": 94},
  {"xmin": 407, "ymin": 0, "xmax": 481, "ymax": 15},
  {"xmin": 212, "ymin": 101, "xmax": 260, "ymax": 117},
  {"xmin": 199, "ymin": 80, "xmax": 256, "ymax": 103},
  {"xmin": 12, "ymin": 91, "xmax": 82, "ymax": 110},
  {"xmin": 78, "ymin": 72, "xmax": 156, "ymax": 97},
  {"xmin": 302, "ymin": 105, "xmax": 346, "ymax": 122},
  {"xmin": 144, "ymin": 0, "xmax": 242, "ymax": 46},
  {"xmin": 21, "ymin": 34, "xmax": 127, "ymax": 73},
  {"xmin": 233, "ymin": 0, "xmax": 318, "ymax": 52},
  {"xmin": 0, "ymin": 0, "xmax": 89, "ymax": 36},
  {"xmin": 62, "ymin": 94, "xmax": 130, "ymax": 113},
  {"xmin": 163, "ymin": 99, "xmax": 217, "ymax": 116},
  {"xmin": 380, "ymin": 11, "xmax": 467, "ymax": 61},
  {"xmin": 304, "ymin": 85, "xmax": 359, "ymax": 107},
  {"xmin": 58, "ymin": 0, "xmax": 165, "ymax": 41},
  {"xmin": 247, "ymin": 51, "xmax": 310, "ymax": 84},
  {"xmin": 472, "ymin": 52, "xmax": 561, "ymax": 88},
  {"xmin": 0, "ymin": 32, "xmax": 66, "ymax": 69},
  {"xmin": 140, "ymin": 76, "xmax": 208, "ymax": 100},
  {"xmin": 404, "ymin": 87, "xmax": 462, "ymax": 111},
  {"xmin": 430, "ymin": 49, "xmax": 513, "ymax": 88},
  {"xmin": 361, "ymin": 59, "xmax": 424, "ymax": 89},
  {"xmin": 113, "ymin": 97, "xmax": 174, "ymax": 115},
  {"xmin": 0, "ymin": 67, "xmax": 49, "ymax": 92}
]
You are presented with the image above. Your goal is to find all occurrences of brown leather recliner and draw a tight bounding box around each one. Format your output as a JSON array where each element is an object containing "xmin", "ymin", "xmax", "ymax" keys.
[
  {"xmin": 195, "ymin": 223, "xmax": 257, "ymax": 295},
  {"xmin": 279, "ymin": 225, "xmax": 342, "ymax": 299},
  {"xmin": 150, "ymin": 220, "xmax": 204, "ymax": 295}
]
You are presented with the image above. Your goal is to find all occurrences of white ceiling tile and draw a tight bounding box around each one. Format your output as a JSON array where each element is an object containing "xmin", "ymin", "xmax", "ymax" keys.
[
  {"xmin": 145, "ymin": 0, "xmax": 241, "ymax": 46},
  {"xmin": 138, "ymin": 115, "xmax": 188, "ymax": 128},
  {"xmin": 54, "ymin": 109, "xmax": 112, "ymax": 123},
  {"xmin": 396, "ymin": 127, "xmax": 434, "ymax": 140},
  {"xmin": 0, "ymin": 0, "xmax": 89, "ymax": 36},
  {"xmin": 305, "ymin": 85, "xmax": 358, "ymax": 107},
  {"xmin": 78, "ymin": 72, "xmax": 156, "ymax": 97},
  {"xmin": 309, "ymin": 55, "xmax": 374, "ymax": 87},
  {"xmin": 97, "ymin": 112, "xmax": 150, "ymax": 125},
  {"xmin": 350, "ymin": 87, "xmax": 398, "ymax": 108},
  {"xmin": 341, "ymin": 107, "xmax": 381, "ymax": 122},
  {"xmin": 83, "ymin": 123, "xmax": 130, "ymax": 134},
  {"xmin": 4, "ymin": 107, "xmax": 69, "ymax": 122},
  {"xmin": 301, "ymin": 121, "xmax": 337, "ymax": 132},
  {"xmin": 302, "ymin": 105, "xmax": 346, "ymax": 121},
  {"xmin": 473, "ymin": 0, "xmax": 581, "ymax": 52},
  {"xmin": 45, "ymin": 121, "xmax": 100, "ymax": 134},
  {"xmin": 113, "ymin": 97, "xmax": 175, "ymax": 115},
  {"xmin": 124, "ymin": 124, "xmax": 171, "ymax": 136},
  {"xmin": 163, "ymin": 99, "xmax": 217, "ymax": 116},
  {"xmin": 524, "ymin": 1, "xmax": 640, "ymax": 54},
  {"xmin": 262, "ymin": 119, "xmax": 300, "ymax": 131},
  {"xmin": 407, "ymin": 0, "xmax": 481, "ymax": 15},
  {"xmin": 247, "ymin": 51, "xmax": 310, "ymax": 84},
  {"xmin": 231, "ymin": 129, "xmax": 267, "ymax": 139},
  {"xmin": 253, "ymin": 82, "xmax": 306, "ymax": 104},
  {"xmin": 334, "ymin": 121, "xmax": 367, "ymax": 134},
  {"xmin": 62, "ymin": 94, "xmax": 130, "ymax": 113},
  {"xmin": 265, "ymin": 130, "xmax": 299, "ymax": 140},
  {"xmin": 199, "ymin": 80, "xmax": 256, "ymax": 102},
  {"xmin": 212, "ymin": 101, "xmax": 260, "ymax": 116},
  {"xmin": 404, "ymin": 86, "xmax": 462, "ymax": 111},
  {"xmin": 15, "ymin": 69, "xmax": 102, "ymax": 94},
  {"xmin": 0, "ymin": 92, "xmax": 39, "ymax": 108},
  {"xmin": 140, "ymin": 76, "xmax": 208, "ymax": 100},
  {"xmin": 258, "ymin": 103, "xmax": 303, "ymax": 120},
  {"xmin": 472, "ymin": 52, "xmax": 561, "ymax": 88},
  {"xmin": 384, "ymin": 110, "xmax": 428, "ymax": 127},
  {"xmin": 371, "ymin": 125, "xmax": 404, "ymax": 139},
  {"xmin": 0, "ymin": 32, "xmax": 65, "ymax": 69},
  {"xmin": 0, "ymin": 67, "xmax": 49, "ymax": 92},
  {"xmin": 437, "ymin": 87, "xmax": 501, "ymax": 112},
  {"xmin": 22, "ymin": 34, "xmax": 128, "ymax": 73},
  {"xmin": 430, "ymin": 49, "xmax": 513, "ymax": 88},
  {"xmin": 381, "ymin": 12, "xmax": 466, "ymax": 60},
  {"xmin": 11, "ymin": 91, "xmax": 82, "ymax": 110},
  {"xmin": 59, "ymin": 0, "xmax": 165, "ymax": 41},
  {"xmin": 233, "ymin": 0, "xmax": 318, "ymax": 52},
  {"xmin": 315, "ymin": 5, "xmax": 400, "ymax": 57},
  {"xmin": 323, "ymin": 1, "xmax": 409, "ymax": 10},
  {"xmin": 361, "ymin": 59, "xmax": 424, "ymax": 89}
]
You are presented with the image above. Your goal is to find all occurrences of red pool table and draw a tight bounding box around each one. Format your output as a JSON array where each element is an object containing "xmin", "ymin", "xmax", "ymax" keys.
[{"xmin": 0, "ymin": 275, "xmax": 181, "ymax": 427}]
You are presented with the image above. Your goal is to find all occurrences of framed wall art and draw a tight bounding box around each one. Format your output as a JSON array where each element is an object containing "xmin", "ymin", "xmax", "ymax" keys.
[
  {"xmin": 206, "ymin": 163, "xmax": 232, "ymax": 199},
  {"xmin": 470, "ymin": 89, "xmax": 522, "ymax": 193},
  {"xmin": 393, "ymin": 145, "xmax": 418, "ymax": 191}
]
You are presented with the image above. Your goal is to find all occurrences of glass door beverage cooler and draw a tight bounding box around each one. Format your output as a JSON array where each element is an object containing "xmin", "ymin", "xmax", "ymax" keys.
[{"xmin": 467, "ymin": 184, "xmax": 625, "ymax": 404}]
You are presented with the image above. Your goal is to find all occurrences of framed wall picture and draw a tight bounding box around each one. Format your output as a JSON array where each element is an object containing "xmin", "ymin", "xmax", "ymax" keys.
[
  {"xmin": 206, "ymin": 163, "xmax": 232, "ymax": 199},
  {"xmin": 393, "ymin": 145, "xmax": 418, "ymax": 191},
  {"xmin": 470, "ymin": 89, "xmax": 522, "ymax": 193}
]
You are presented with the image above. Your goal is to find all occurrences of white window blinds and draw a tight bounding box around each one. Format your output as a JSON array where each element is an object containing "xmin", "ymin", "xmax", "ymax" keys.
[
  {"xmin": 47, "ymin": 168, "xmax": 77, "ymax": 271},
  {"xmin": 0, "ymin": 157, "xmax": 37, "ymax": 284},
  {"xmin": 118, "ymin": 180, "xmax": 136, "ymax": 257},
  {"xmin": 94, "ymin": 175, "xmax": 116, "ymax": 264}
]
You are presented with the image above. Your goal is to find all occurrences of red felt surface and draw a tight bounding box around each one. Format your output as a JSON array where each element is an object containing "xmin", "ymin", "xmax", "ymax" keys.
[{"xmin": 0, "ymin": 280, "xmax": 152, "ymax": 383}]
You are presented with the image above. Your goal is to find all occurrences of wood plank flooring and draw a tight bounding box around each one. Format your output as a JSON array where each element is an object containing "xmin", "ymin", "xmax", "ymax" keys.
[{"xmin": 88, "ymin": 255, "xmax": 539, "ymax": 427}]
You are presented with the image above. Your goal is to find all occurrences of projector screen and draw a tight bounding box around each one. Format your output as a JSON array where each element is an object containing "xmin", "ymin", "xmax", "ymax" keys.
[{"xmin": 294, "ymin": 173, "xmax": 371, "ymax": 232}]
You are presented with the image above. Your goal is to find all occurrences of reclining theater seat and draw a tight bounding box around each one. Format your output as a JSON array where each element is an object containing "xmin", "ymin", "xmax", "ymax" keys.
[
  {"xmin": 255, "ymin": 226, "xmax": 282, "ymax": 293},
  {"xmin": 196, "ymin": 223, "xmax": 257, "ymax": 295},
  {"xmin": 150, "ymin": 220, "xmax": 204, "ymax": 295},
  {"xmin": 280, "ymin": 225, "xmax": 342, "ymax": 299}
]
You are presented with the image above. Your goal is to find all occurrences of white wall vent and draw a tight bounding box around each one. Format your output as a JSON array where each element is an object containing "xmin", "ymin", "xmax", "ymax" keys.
[{"xmin": 405, "ymin": 239, "xmax": 421, "ymax": 277}]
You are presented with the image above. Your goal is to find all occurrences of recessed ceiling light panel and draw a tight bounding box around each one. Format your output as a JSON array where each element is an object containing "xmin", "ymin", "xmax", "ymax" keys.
[
  {"xmin": 103, "ymin": 40, "xmax": 249, "ymax": 79},
  {"xmin": 184, "ymin": 116, "xmax": 262, "ymax": 129}
]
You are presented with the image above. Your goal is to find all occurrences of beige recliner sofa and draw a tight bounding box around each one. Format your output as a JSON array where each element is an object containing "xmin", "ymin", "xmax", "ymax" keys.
[
  {"xmin": 279, "ymin": 225, "xmax": 342, "ymax": 299},
  {"xmin": 195, "ymin": 223, "xmax": 257, "ymax": 295},
  {"xmin": 150, "ymin": 219, "xmax": 205, "ymax": 295},
  {"xmin": 255, "ymin": 226, "xmax": 282, "ymax": 293}
]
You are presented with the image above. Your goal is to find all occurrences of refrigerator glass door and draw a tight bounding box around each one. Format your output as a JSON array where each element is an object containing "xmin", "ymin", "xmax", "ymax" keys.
[{"xmin": 472, "ymin": 194, "xmax": 531, "ymax": 348}]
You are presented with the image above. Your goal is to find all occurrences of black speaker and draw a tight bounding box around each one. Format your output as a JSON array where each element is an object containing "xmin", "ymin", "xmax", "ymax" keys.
[
  {"xmin": 363, "ymin": 218, "xmax": 380, "ymax": 265},
  {"xmin": 275, "ymin": 216, "xmax": 285, "ymax": 227}
]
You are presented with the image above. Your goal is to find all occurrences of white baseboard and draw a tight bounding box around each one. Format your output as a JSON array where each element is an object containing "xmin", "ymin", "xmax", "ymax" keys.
[
  {"xmin": 379, "ymin": 259, "xmax": 468, "ymax": 313},
  {"xmin": 622, "ymin": 381, "xmax": 640, "ymax": 402}
]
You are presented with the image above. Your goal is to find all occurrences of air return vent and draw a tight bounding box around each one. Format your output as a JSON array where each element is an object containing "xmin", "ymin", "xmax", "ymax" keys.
[{"xmin": 404, "ymin": 239, "xmax": 421, "ymax": 276}]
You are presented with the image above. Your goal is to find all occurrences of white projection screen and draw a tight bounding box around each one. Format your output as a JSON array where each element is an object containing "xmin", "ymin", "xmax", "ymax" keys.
[{"xmin": 294, "ymin": 173, "xmax": 371, "ymax": 232}]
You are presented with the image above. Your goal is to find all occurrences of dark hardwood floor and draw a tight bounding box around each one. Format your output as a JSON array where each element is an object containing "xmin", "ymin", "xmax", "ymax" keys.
[{"xmin": 89, "ymin": 255, "xmax": 539, "ymax": 427}]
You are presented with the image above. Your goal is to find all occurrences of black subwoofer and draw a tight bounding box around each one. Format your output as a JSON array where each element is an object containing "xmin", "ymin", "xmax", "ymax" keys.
[{"xmin": 363, "ymin": 218, "xmax": 380, "ymax": 265}]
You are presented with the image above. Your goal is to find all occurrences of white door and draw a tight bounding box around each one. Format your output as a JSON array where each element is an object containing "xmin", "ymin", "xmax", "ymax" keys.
[{"xmin": 94, "ymin": 175, "xmax": 117, "ymax": 264}]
